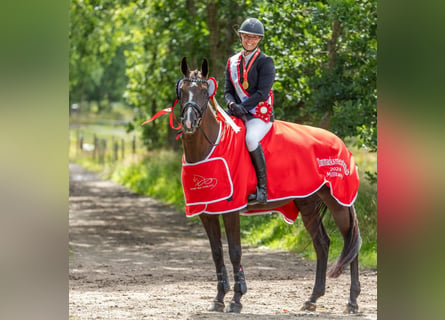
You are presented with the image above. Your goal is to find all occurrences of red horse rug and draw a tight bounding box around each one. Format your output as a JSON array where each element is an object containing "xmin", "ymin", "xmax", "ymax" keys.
[{"xmin": 182, "ymin": 117, "xmax": 359, "ymax": 224}]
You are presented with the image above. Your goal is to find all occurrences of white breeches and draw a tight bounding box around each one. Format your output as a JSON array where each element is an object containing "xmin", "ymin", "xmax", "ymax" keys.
[{"xmin": 245, "ymin": 118, "xmax": 273, "ymax": 152}]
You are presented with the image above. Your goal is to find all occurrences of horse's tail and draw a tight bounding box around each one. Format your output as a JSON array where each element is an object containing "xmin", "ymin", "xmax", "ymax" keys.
[{"xmin": 327, "ymin": 206, "xmax": 362, "ymax": 278}]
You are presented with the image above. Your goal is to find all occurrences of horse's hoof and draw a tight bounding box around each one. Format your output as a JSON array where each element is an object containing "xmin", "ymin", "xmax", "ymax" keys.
[
  {"xmin": 301, "ymin": 300, "xmax": 317, "ymax": 311},
  {"xmin": 344, "ymin": 302, "xmax": 359, "ymax": 314},
  {"xmin": 225, "ymin": 302, "xmax": 242, "ymax": 313},
  {"xmin": 208, "ymin": 301, "xmax": 225, "ymax": 312}
]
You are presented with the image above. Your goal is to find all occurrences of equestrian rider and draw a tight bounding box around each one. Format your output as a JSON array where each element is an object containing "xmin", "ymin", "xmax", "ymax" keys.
[{"xmin": 224, "ymin": 17, "xmax": 275, "ymax": 205}]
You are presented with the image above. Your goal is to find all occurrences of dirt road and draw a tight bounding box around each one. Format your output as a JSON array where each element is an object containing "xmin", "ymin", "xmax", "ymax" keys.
[{"xmin": 69, "ymin": 163, "xmax": 377, "ymax": 319}]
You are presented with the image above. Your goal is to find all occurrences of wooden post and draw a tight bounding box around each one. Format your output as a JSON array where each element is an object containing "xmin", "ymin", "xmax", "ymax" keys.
[
  {"xmin": 79, "ymin": 132, "xmax": 83, "ymax": 151},
  {"xmin": 121, "ymin": 138, "xmax": 125, "ymax": 160},
  {"xmin": 75, "ymin": 130, "xmax": 80, "ymax": 156},
  {"xmin": 99, "ymin": 139, "xmax": 106, "ymax": 164},
  {"xmin": 93, "ymin": 134, "xmax": 97, "ymax": 160},
  {"xmin": 113, "ymin": 140, "xmax": 119, "ymax": 161}
]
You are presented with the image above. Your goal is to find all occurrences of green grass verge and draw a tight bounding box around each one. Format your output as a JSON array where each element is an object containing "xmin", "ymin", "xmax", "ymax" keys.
[{"xmin": 108, "ymin": 150, "xmax": 185, "ymax": 211}]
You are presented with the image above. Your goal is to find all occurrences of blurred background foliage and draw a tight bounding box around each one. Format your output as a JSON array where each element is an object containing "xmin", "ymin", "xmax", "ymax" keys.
[
  {"xmin": 69, "ymin": 0, "xmax": 376, "ymax": 267},
  {"xmin": 70, "ymin": 0, "xmax": 376, "ymax": 153}
]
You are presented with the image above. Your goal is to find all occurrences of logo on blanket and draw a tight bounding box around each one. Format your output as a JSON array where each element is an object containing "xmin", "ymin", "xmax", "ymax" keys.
[
  {"xmin": 190, "ymin": 174, "xmax": 217, "ymax": 191},
  {"xmin": 317, "ymin": 157, "xmax": 350, "ymax": 179}
]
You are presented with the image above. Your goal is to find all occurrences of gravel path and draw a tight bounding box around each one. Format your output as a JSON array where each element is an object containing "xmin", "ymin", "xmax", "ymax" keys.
[{"xmin": 69, "ymin": 163, "xmax": 377, "ymax": 319}]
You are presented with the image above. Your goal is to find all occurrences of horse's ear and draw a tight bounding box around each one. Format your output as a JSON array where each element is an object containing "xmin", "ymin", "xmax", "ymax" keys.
[
  {"xmin": 201, "ymin": 58, "xmax": 209, "ymax": 78},
  {"xmin": 180, "ymin": 56, "xmax": 189, "ymax": 77}
]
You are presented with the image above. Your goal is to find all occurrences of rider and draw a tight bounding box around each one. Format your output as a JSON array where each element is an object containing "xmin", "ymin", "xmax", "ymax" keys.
[{"xmin": 224, "ymin": 17, "xmax": 275, "ymax": 205}]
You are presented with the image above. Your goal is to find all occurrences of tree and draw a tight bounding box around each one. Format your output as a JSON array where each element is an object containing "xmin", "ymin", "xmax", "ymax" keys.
[
  {"xmin": 69, "ymin": 0, "xmax": 128, "ymax": 111},
  {"xmin": 250, "ymin": 0, "xmax": 377, "ymax": 152},
  {"xmin": 70, "ymin": 0, "xmax": 376, "ymax": 162},
  {"xmin": 118, "ymin": 0, "xmax": 244, "ymax": 149}
]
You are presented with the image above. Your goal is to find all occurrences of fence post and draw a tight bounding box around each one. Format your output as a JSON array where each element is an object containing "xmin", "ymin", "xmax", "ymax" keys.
[
  {"xmin": 78, "ymin": 130, "xmax": 83, "ymax": 152},
  {"xmin": 121, "ymin": 138, "xmax": 125, "ymax": 160},
  {"xmin": 113, "ymin": 140, "xmax": 119, "ymax": 161},
  {"xmin": 99, "ymin": 139, "xmax": 106, "ymax": 164},
  {"xmin": 98, "ymin": 139, "xmax": 102, "ymax": 164},
  {"xmin": 93, "ymin": 134, "xmax": 97, "ymax": 160},
  {"xmin": 75, "ymin": 130, "xmax": 80, "ymax": 156}
]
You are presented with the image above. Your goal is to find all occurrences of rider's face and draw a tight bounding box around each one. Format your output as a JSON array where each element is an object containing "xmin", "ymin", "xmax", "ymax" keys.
[{"xmin": 240, "ymin": 33, "xmax": 262, "ymax": 51}]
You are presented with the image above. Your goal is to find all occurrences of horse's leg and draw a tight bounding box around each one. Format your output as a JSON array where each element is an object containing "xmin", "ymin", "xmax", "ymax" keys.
[
  {"xmin": 295, "ymin": 195, "xmax": 330, "ymax": 312},
  {"xmin": 221, "ymin": 212, "xmax": 246, "ymax": 313},
  {"xmin": 317, "ymin": 188, "xmax": 362, "ymax": 313},
  {"xmin": 347, "ymin": 248, "xmax": 360, "ymax": 313},
  {"xmin": 199, "ymin": 214, "xmax": 230, "ymax": 312}
]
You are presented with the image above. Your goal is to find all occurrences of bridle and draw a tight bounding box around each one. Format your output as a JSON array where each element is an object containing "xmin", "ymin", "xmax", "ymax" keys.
[
  {"xmin": 178, "ymin": 77, "xmax": 218, "ymax": 146},
  {"xmin": 141, "ymin": 58, "xmax": 225, "ymax": 147},
  {"xmin": 179, "ymin": 78, "xmax": 209, "ymax": 121}
]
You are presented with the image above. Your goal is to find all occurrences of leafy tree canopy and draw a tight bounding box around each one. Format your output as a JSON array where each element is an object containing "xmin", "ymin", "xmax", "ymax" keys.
[{"xmin": 70, "ymin": 0, "xmax": 376, "ymax": 155}]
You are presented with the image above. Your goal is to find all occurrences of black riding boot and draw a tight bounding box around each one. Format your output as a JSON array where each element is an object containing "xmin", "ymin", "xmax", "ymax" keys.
[{"xmin": 247, "ymin": 144, "xmax": 268, "ymax": 205}]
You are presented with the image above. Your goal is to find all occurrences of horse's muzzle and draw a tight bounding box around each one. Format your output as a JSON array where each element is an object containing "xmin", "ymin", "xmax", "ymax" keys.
[
  {"xmin": 181, "ymin": 102, "xmax": 201, "ymax": 134},
  {"xmin": 182, "ymin": 118, "xmax": 196, "ymax": 133}
]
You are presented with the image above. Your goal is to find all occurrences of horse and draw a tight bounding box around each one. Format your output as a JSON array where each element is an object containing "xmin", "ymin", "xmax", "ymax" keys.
[{"xmin": 176, "ymin": 57, "xmax": 362, "ymax": 314}]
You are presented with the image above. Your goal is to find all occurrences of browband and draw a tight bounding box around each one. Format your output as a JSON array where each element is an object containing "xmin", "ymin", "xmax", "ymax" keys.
[{"xmin": 176, "ymin": 77, "xmax": 218, "ymax": 99}]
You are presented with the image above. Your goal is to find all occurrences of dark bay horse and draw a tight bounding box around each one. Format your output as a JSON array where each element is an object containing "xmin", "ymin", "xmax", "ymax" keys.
[{"xmin": 177, "ymin": 57, "xmax": 361, "ymax": 314}]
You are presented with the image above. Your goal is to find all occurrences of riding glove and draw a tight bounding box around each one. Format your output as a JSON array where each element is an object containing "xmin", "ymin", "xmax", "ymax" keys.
[{"xmin": 230, "ymin": 103, "xmax": 248, "ymax": 118}]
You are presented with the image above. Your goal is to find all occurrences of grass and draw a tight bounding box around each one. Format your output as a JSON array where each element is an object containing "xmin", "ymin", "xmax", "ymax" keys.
[{"xmin": 108, "ymin": 150, "xmax": 185, "ymax": 211}]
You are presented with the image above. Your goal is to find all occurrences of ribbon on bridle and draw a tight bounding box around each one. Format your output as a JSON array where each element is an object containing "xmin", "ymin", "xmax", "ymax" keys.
[
  {"xmin": 141, "ymin": 77, "xmax": 240, "ymax": 138},
  {"xmin": 141, "ymin": 98, "xmax": 182, "ymax": 130}
]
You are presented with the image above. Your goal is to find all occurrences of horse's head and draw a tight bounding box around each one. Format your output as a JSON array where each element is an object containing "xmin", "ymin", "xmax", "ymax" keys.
[{"xmin": 177, "ymin": 57, "xmax": 211, "ymax": 134}]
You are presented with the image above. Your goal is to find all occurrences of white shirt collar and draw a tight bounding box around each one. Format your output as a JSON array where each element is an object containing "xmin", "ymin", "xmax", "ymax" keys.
[{"xmin": 243, "ymin": 48, "xmax": 258, "ymax": 65}]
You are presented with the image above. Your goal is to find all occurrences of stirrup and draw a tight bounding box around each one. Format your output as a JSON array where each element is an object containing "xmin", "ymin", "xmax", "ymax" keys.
[{"xmin": 248, "ymin": 186, "xmax": 268, "ymax": 204}]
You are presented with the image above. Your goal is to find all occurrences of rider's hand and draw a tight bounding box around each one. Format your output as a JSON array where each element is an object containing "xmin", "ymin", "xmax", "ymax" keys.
[{"xmin": 230, "ymin": 103, "xmax": 248, "ymax": 118}]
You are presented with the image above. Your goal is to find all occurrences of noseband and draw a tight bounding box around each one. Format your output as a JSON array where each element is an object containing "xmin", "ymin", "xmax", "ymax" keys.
[{"xmin": 181, "ymin": 100, "xmax": 205, "ymax": 126}]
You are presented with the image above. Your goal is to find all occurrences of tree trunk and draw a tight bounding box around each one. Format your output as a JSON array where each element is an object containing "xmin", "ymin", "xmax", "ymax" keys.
[
  {"xmin": 319, "ymin": 19, "xmax": 343, "ymax": 129},
  {"xmin": 207, "ymin": 1, "xmax": 220, "ymax": 77},
  {"xmin": 206, "ymin": 1, "xmax": 241, "ymax": 81},
  {"xmin": 327, "ymin": 20, "xmax": 342, "ymax": 71}
]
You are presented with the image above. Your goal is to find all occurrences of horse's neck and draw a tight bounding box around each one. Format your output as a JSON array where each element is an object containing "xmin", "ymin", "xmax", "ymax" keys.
[{"xmin": 182, "ymin": 107, "xmax": 220, "ymax": 163}]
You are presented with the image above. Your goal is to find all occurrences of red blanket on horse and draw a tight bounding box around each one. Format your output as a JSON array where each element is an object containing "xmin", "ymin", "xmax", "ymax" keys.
[{"xmin": 182, "ymin": 117, "xmax": 359, "ymax": 224}]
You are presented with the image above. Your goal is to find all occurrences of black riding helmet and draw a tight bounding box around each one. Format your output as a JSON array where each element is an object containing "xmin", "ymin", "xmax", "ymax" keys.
[{"xmin": 238, "ymin": 18, "xmax": 264, "ymax": 37}]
